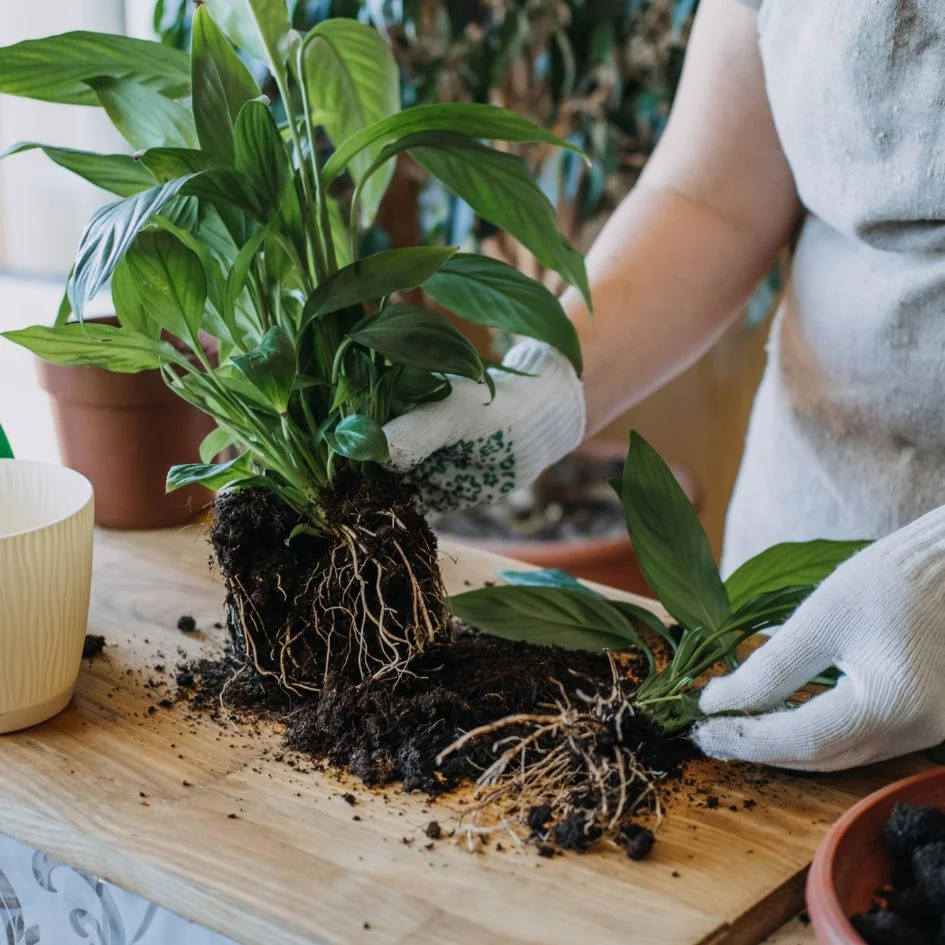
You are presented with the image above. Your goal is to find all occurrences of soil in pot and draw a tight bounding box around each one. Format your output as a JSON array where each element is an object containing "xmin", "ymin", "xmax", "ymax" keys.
[{"xmin": 851, "ymin": 802, "xmax": 945, "ymax": 945}]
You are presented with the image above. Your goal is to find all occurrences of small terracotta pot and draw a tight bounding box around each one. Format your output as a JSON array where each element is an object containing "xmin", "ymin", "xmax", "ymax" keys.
[
  {"xmin": 807, "ymin": 767, "xmax": 945, "ymax": 944},
  {"xmin": 445, "ymin": 440, "xmax": 699, "ymax": 596},
  {"xmin": 37, "ymin": 317, "xmax": 215, "ymax": 530}
]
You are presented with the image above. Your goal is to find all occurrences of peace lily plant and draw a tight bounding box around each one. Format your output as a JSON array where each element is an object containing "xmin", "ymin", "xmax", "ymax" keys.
[{"xmin": 0, "ymin": 1, "xmax": 588, "ymax": 690}]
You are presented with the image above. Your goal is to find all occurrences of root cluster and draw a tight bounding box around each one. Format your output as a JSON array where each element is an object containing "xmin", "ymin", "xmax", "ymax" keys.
[
  {"xmin": 437, "ymin": 655, "xmax": 670, "ymax": 858},
  {"xmin": 212, "ymin": 480, "xmax": 452, "ymax": 695}
]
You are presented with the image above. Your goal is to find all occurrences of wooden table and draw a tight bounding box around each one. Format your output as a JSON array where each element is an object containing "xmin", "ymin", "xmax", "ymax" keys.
[{"xmin": 0, "ymin": 527, "xmax": 924, "ymax": 945}]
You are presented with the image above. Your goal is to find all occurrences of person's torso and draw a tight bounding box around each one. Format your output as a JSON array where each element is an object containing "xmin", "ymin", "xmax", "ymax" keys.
[{"xmin": 723, "ymin": 0, "xmax": 945, "ymax": 572}]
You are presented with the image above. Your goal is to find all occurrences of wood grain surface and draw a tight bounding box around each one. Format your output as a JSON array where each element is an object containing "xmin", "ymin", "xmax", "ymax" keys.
[{"xmin": 0, "ymin": 527, "xmax": 926, "ymax": 944}]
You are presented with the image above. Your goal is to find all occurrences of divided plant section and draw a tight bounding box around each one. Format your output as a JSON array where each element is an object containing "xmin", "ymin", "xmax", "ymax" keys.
[
  {"xmin": 448, "ymin": 432, "xmax": 867, "ymax": 850},
  {"xmin": 0, "ymin": 1, "xmax": 587, "ymax": 690},
  {"xmin": 0, "ymin": 3, "xmax": 864, "ymax": 858}
]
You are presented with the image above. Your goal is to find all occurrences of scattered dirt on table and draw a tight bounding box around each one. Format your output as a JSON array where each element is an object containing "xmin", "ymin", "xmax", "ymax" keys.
[
  {"xmin": 82, "ymin": 634, "xmax": 106, "ymax": 659},
  {"xmin": 176, "ymin": 624, "xmax": 694, "ymax": 857},
  {"xmin": 852, "ymin": 801, "xmax": 945, "ymax": 944}
]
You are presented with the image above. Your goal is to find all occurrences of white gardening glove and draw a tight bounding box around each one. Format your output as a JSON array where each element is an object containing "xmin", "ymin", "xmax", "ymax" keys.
[
  {"xmin": 383, "ymin": 340, "xmax": 585, "ymax": 514},
  {"xmin": 693, "ymin": 505, "xmax": 945, "ymax": 772}
]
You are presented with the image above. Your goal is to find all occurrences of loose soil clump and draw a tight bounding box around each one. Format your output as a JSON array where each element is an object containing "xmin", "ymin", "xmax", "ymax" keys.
[
  {"xmin": 178, "ymin": 625, "xmax": 692, "ymax": 856},
  {"xmin": 852, "ymin": 802, "xmax": 945, "ymax": 944},
  {"xmin": 210, "ymin": 481, "xmax": 451, "ymax": 694}
]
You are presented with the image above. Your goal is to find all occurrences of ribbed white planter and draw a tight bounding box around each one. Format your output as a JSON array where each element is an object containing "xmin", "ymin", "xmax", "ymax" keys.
[{"xmin": 0, "ymin": 461, "xmax": 94, "ymax": 733}]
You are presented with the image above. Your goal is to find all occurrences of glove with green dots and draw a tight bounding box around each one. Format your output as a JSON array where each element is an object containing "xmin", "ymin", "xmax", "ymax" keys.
[{"xmin": 383, "ymin": 340, "xmax": 586, "ymax": 514}]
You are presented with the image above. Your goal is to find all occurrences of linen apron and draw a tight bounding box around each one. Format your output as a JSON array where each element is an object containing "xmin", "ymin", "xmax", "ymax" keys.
[{"xmin": 723, "ymin": 0, "xmax": 945, "ymax": 574}]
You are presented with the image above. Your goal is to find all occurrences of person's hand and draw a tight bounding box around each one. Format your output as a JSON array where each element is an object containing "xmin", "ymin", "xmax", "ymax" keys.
[
  {"xmin": 693, "ymin": 507, "xmax": 945, "ymax": 771},
  {"xmin": 383, "ymin": 340, "xmax": 585, "ymax": 514}
]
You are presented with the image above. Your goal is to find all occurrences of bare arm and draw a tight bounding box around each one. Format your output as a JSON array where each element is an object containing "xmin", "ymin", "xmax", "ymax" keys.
[{"xmin": 565, "ymin": 0, "xmax": 800, "ymax": 435}]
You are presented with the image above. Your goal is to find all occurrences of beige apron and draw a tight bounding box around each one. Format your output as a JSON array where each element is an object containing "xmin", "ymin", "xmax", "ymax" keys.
[{"xmin": 723, "ymin": 0, "xmax": 945, "ymax": 573}]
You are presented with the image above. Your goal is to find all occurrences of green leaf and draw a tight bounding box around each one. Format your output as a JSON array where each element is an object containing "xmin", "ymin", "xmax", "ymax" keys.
[
  {"xmin": 199, "ymin": 426, "xmax": 237, "ymax": 464},
  {"xmin": 724, "ymin": 539, "xmax": 870, "ymax": 612},
  {"xmin": 87, "ymin": 76, "xmax": 198, "ymax": 150},
  {"xmin": 111, "ymin": 257, "xmax": 158, "ymax": 338},
  {"xmin": 610, "ymin": 600, "xmax": 679, "ymax": 652},
  {"xmin": 723, "ymin": 586, "xmax": 815, "ymax": 636},
  {"xmin": 232, "ymin": 325, "xmax": 296, "ymax": 412},
  {"xmin": 204, "ymin": 0, "xmax": 292, "ymax": 66},
  {"xmin": 1, "ymin": 323, "xmax": 177, "ymax": 373},
  {"xmin": 138, "ymin": 148, "xmax": 224, "ymax": 183},
  {"xmin": 622, "ymin": 431, "xmax": 730, "ymax": 632},
  {"xmin": 68, "ymin": 177, "xmax": 192, "ymax": 317},
  {"xmin": 322, "ymin": 103, "xmax": 586, "ymax": 186},
  {"xmin": 224, "ymin": 226, "xmax": 269, "ymax": 337},
  {"xmin": 191, "ymin": 3, "xmax": 260, "ymax": 161},
  {"xmin": 498, "ymin": 568, "xmax": 604, "ymax": 598},
  {"xmin": 124, "ymin": 230, "xmax": 207, "ymax": 343},
  {"xmin": 234, "ymin": 100, "xmax": 291, "ymax": 220},
  {"xmin": 302, "ymin": 247, "xmax": 457, "ymax": 325},
  {"xmin": 0, "ymin": 422, "xmax": 12, "ymax": 459},
  {"xmin": 424, "ymin": 254, "xmax": 582, "ymax": 374},
  {"xmin": 449, "ymin": 586, "xmax": 641, "ymax": 652},
  {"xmin": 362, "ymin": 132, "xmax": 588, "ymax": 304},
  {"xmin": 166, "ymin": 453, "xmax": 252, "ymax": 493},
  {"xmin": 391, "ymin": 367, "xmax": 451, "ymax": 405},
  {"xmin": 347, "ymin": 304, "xmax": 483, "ymax": 381},
  {"xmin": 325, "ymin": 414, "xmax": 390, "ymax": 462},
  {"xmin": 0, "ymin": 142, "xmax": 155, "ymax": 197},
  {"xmin": 300, "ymin": 19, "xmax": 400, "ymax": 226},
  {"xmin": 0, "ymin": 31, "xmax": 190, "ymax": 106}
]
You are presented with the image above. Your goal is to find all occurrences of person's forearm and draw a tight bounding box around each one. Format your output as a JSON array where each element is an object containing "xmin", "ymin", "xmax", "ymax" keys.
[{"xmin": 563, "ymin": 181, "xmax": 789, "ymax": 436}]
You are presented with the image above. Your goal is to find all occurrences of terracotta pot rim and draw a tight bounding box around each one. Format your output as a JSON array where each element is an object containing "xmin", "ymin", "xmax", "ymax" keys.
[{"xmin": 806, "ymin": 766, "xmax": 945, "ymax": 944}]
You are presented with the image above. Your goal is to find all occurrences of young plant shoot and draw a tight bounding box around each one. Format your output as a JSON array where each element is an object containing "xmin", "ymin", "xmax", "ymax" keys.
[
  {"xmin": 447, "ymin": 432, "xmax": 868, "ymax": 847},
  {"xmin": 0, "ymin": 4, "xmax": 587, "ymax": 690}
]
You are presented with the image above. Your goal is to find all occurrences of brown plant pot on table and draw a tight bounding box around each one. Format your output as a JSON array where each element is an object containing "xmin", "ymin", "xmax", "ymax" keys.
[
  {"xmin": 435, "ymin": 439, "xmax": 700, "ymax": 596},
  {"xmin": 37, "ymin": 317, "xmax": 216, "ymax": 530}
]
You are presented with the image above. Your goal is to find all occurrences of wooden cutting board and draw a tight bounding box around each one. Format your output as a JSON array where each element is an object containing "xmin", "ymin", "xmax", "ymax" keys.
[{"xmin": 0, "ymin": 527, "xmax": 928, "ymax": 945}]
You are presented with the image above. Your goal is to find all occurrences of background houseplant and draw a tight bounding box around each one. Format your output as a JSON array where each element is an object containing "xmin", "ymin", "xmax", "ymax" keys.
[{"xmin": 0, "ymin": 2, "xmax": 589, "ymax": 689}]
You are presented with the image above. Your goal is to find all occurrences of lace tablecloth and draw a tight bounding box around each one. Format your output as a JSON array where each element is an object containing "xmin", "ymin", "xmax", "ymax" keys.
[{"xmin": 0, "ymin": 833, "xmax": 234, "ymax": 945}]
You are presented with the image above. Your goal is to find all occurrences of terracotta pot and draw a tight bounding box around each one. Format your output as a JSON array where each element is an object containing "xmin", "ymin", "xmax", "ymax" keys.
[
  {"xmin": 442, "ymin": 440, "xmax": 699, "ymax": 595},
  {"xmin": 37, "ymin": 317, "xmax": 215, "ymax": 530},
  {"xmin": 807, "ymin": 767, "xmax": 945, "ymax": 944}
]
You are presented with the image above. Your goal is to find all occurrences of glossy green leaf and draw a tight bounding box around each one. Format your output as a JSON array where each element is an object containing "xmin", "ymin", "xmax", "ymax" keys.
[
  {"xmin": 325, "ymin": 414, "xmax": 390, "ymax": 462},
  {"xmin": 87, "ymin": 76, "xmax": 197, "ymax": 150},
  {"xmin": 224, "ymin": 226, "xmax": 269, "ymax": 337},
  {"xmin": 111, "ymin": 257, "xmax": 158, "ymax": 338},
  {"xmin": 302, "ymin": 247, "xmax": 457, "ymax": 325},
  {"xmin": 0, "ymin": 31, "xmax": 190, "ymax": 106},
  {"xmin": 138, "ymin": 148, "xmax": 224, "ymax": 183},
  {"xmin": 391, "ymin": 368, "xmax": 451, "ymax": 405},
  {"xmin": 166, "ymin": 453, "xmax": 252, "ymax": 493},
  {"xmin": 124, "ymin": 230, "xmax": 207, "ymax": 343},
  {"xmin": 347, "ymin": 304, "xmax": 483, "ymax": 381},
  {"xmin": 0, "ymin": 422, "xmax": 13, "ymax": 459},
  {"xmin": 424, "ymin": 253, "xmax": 582, "ymax": 373},
  {"xmin": 449, "ymin": 586, "xmax": 641, "ymax": 651},
  {"xmin": 0, "ymin": 142, "xmax": 155, "ymax": 197},
  {"xmin": 300, "ymin": 19, "xmax": 399, "ymax": 225},
  {"xmin": 232, "ymin": 325, "xmax": 296, "ymax": 412},
  {"xmin": 322, "ymin": 102, "xmax": 586, "ymax": 185},
  {"xmin": 1, "ymin": 323, "xmax": 176, "ymax": 373},
  {"xmin": 724, "ymin": 539, "xmax": 870, "ymax": 612},
  {"xmin": 622, "ymin": 431, "xmax": 730, "ymax": 632},
  {"xmin": 203, "ymin": 0, "xmax": 292, "ymax": 66},
  {"xmin": 199, "ymin": 426, "xmax": 238, "ymax": 464},
  {"xmin": 498, "ymin": 568, "xmax": 603, "ymax": 598},
  {"xmin": 362, "ymin": 132, "xmax": 588, "ymax": 304},
  {"xmin": 191, "ymin": 3, "xmax": 259, "ymax": 160},
  {"xmin": 68, "ymin": 177, "xmax": 192, "ymax": 317},
  {"xmin": 234, "ymin": 100, "xmax": 291, "ymax": 220},
  {"xmin": 723, "ymin": 585, "xmax": 814, "ymax": 636},
  {"xmin": 610, "ymin": 600, "xmax": 679, "ymax": 652}
]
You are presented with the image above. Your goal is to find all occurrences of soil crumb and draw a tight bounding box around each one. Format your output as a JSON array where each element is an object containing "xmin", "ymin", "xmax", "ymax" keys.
[
  {"xmin": 82, "ymin": 634, "xmax": 106, "ymax": 659},
  {"xmin": 177, "ymin": 615, "xmax": 197, "ymax": 633}
]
